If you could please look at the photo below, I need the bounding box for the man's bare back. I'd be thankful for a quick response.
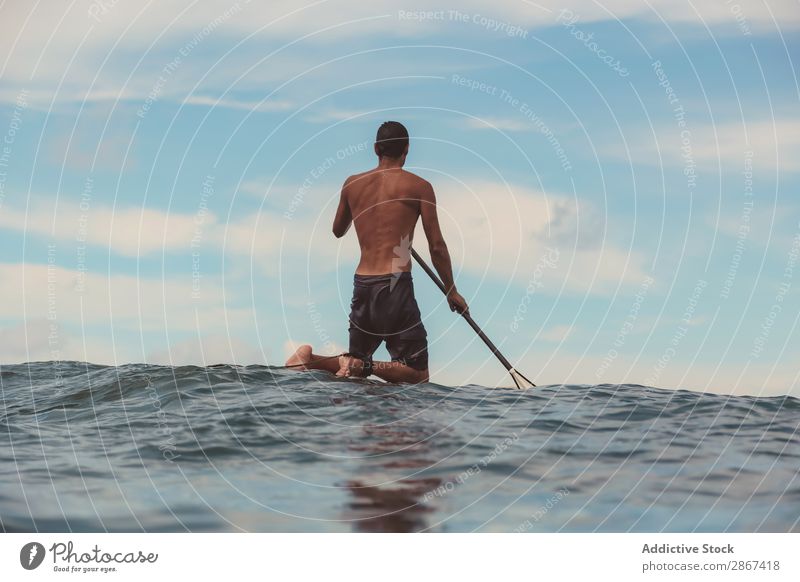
[337,167,425,275]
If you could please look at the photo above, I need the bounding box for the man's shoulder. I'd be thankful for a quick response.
[393,170,431,195]
[344,170,369,183]
[344,168,432,195]
[402,171,433,197]
[400,169,427,184]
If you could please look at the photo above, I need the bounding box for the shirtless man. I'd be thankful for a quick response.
[285,121,468,383]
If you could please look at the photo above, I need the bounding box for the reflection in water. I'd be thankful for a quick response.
[344,422,445,532]
[345,478,441,533]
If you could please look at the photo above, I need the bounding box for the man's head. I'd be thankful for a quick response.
[375,121,409,161]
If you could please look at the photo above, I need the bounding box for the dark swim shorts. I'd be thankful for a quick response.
[348,272,429,371]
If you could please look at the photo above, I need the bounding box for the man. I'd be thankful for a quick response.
[285,121,468,383]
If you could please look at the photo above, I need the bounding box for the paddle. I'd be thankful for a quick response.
[411,248,536,389]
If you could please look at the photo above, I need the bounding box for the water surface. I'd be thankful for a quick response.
[1,361,798,532]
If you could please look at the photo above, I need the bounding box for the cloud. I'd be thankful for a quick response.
[0,319,71,363]
[46,131,138,173]
[0,196,352,278]
[432,344,798,397]
[5,158,651,304]
[302,104,446,124]
[183,95,294,112]
[0,318,142,364]
[235,178,646,299]
[0,203,214,257]
[0,318,267,366]
[0,261,251,333]
[539,324,573,342]
[414,180,648,295]
[2,1,796,106]
[543,351,798,397]
[304,107,386,123]
[250,176,648,295]
[0,197,322,269]
[3,175,646,295]
[612,118,800,173]
[695,120,800,172]
[147,333,267,365]
[464,116,538,133]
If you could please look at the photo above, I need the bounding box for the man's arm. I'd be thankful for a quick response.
[419,181,468,313]
[332,177,353,238]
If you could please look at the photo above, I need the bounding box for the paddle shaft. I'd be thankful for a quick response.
[410,248,515,373]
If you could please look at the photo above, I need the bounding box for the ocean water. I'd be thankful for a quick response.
[1,361,798,533]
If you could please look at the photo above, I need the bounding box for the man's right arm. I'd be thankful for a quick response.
[332,177,354,238]
[419,181,468,313]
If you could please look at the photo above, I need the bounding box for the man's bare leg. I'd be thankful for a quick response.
[371,360,429,384]
[284,344,342,375]
[285,345,368,378]
[336,356,428,384]
[333,354,428,383]
[285,345,429,383]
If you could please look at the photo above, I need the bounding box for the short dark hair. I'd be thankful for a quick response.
[375,121,409,158]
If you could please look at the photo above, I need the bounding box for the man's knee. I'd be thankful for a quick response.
[412,368,429,384]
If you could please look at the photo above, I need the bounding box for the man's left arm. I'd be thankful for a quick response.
[332,177,353,238]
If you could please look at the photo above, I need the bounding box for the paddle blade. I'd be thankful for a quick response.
[510,368,536,389]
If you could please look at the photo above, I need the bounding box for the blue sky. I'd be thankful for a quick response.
[0,1,797,396]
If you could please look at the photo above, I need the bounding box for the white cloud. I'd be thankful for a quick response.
[534,350,799,398]
[0,319,70,363]
[2,1,795,105]
[46,132,138,173]
[696,120,800,172]
[414,180,648,295]
[539,324,573,342]
[432,346,798,397]
[0,198,314,268]
[260,176,648,295]
[147,333,267,365]
[5,164,653,309]
[238,181,298,201]
[0,261,251,333]
[304,107,383,123]
[0,318,133,364]
[183,95,294,112]
[0,318,267,366]
[2,175,646,295]
[464,116,537,133]
[613,119,800,173]
[0,203,213,256]
[0,197,354,278]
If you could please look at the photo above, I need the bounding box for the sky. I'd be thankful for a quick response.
[0,0,797,396]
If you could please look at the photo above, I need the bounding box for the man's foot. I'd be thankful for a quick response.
[285,344,313,369]
[336,354,369,378]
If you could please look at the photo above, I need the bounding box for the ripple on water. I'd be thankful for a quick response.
[0,362,797,532]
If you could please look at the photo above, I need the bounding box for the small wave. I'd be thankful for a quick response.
[0,362,797,532]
